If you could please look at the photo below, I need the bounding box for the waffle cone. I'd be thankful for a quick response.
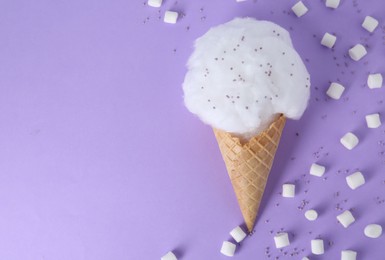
[213,115,286,232]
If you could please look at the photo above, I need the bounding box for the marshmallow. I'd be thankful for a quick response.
[346,172,365,190]
[362,16,379,33]
[236,0,247,2]
[341,250,357,260]
[302,257,310,260]
[311,239,324,255]
[274,232,290,248]
[366,113,381,128]
[305,209,318,221]
[321,33,337,48]
[337,210,355,228]
[367,73,383,89]
[325,0,340,8]
[292,1,308,17]
[148,0,162,7]
[310,163,326,177]
[348,44,367,61]
[326,82,345,99]
[161,251,177,260]
[282,184,295,198]
[164,11,178,24]
[220,241,236,257]
[230,226,247,243]
[340,132,359,150]
[364,224,383,238]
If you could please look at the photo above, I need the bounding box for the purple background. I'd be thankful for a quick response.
[0,0,385,259]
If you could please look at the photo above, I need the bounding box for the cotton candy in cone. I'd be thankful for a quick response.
[213,115,286,232]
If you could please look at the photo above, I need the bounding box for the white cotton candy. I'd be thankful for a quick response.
[282,184,295,198]
[220,241,236,257]
[365,113,381,128]
[161,251,177,260]
[337,210,355,228]
[305,209,318,221]
[341,250,357,260]
[326,82,345,99]
[292,1,309,17]
[367,74,383,89]
[183,18,310,138]
[164,11,178,24]
[364,224,382,238]
[310,163,326,177]
[349,44,367,61]
[340,132,359,150]
[311,239,324,255]
[274,232,290,248]
[346,171,365,190]
[325,0,340,9]
[148,0,162,7]
[362,16,379,33]
[321,33,337,48]
[230,226,247,243]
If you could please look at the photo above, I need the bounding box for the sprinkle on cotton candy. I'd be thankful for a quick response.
[183,18,310,139]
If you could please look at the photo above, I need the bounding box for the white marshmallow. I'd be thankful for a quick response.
[302,257,310,260]
[236,0,247,2]
[337,210,355,228]
[164,11,178,24]
[362,16,379,33]
[321,33,337,48]
[292,1,308,17]
[340,132,359,150]
[220,241,236,257]
[346,172,365,190]
[325,0,340,8]
[274,232,290,248]
[311,239,324,255]
[305,209,318,221]
[161,251,177,260]
[282,184,295,198]
[366,113,381,128]
[364,224,383,238]
[148,0,162,7]
[310,163,326,177]
[341,250,357,260]
[230,226,247,243]
[367,73,383,89]
[326,82,345,99]
[348,44,367,61]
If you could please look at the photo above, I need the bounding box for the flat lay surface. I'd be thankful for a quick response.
[0,0,384,259]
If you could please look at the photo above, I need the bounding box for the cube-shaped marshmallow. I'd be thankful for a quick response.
[292,1,308,17]
[321,33,337,48]
[311,239,324,255]
[367,73,383,89]
[274,232,290,248]
[282,184,295,198]
[340,132,359,150]
[365,113,381,128]
[326,82,345,99]
[346,171,365,190]
[310,163,326,177]
[341,250,357,260]
[349,44,367,61]
[362,16,379,33]
[325,0,340,8]
[230,226,247,243]
[220,241,236,257]
[337,210,355,228]
[164,11,178,24]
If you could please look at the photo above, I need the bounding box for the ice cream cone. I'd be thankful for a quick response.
[213,115,286,232]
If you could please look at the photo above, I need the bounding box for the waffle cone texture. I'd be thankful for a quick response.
[213,115,286,232]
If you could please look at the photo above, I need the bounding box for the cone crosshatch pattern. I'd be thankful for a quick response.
[213,115,286,232]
